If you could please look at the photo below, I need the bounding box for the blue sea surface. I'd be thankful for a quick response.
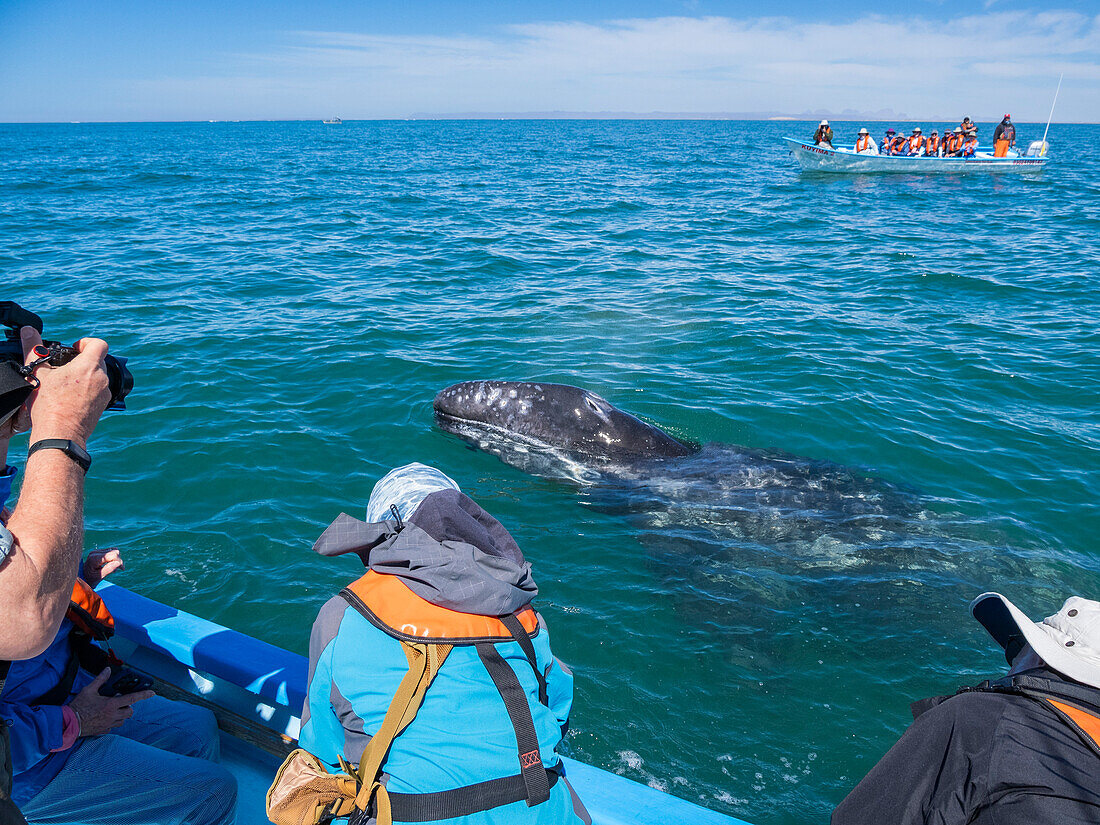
[1,120,1098,824]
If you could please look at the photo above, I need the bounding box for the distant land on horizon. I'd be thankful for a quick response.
[410,109,918,121]
[407,110,1056,123]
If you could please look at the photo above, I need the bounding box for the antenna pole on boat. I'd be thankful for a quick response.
[1040,73,1063,157]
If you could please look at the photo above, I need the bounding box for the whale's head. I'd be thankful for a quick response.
[434,381,694,472]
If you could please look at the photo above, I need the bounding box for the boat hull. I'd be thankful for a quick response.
[783,138,1046,174]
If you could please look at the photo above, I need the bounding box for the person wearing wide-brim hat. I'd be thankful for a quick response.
[944,125,966,157]
[962,128,979,158]
[833,593,1100,825]
[854,126,877,155]
[905,126,925,156]
[813,118,834,148]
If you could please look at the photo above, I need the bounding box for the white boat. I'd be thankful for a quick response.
[98,582,750,825]
[783,138,1046,174]
[322,116,343,125]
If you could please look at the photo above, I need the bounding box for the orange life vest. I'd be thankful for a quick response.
[963,137,978,155]
[68,578,115,641]
[1047,699,1100,750]
[909,136,924,154]
[855,136,872,152]
[344,570,539,642]
[926,136,940,154]
[891,136,907,153]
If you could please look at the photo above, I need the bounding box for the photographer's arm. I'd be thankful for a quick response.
[0,327,109,660]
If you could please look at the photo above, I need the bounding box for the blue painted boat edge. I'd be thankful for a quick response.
[98,583,752,825]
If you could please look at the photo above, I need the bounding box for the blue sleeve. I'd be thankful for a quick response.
[535,616,574,734]
[0,465,16,514]
[0,699,65,774]
[297,629,345,767]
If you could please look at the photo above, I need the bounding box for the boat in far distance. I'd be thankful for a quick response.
[784,137,1047,174]
[322,116,343,125]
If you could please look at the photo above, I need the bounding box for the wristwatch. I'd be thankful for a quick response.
[27,439,92,474]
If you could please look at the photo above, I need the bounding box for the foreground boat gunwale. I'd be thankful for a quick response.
[98,581,750,825]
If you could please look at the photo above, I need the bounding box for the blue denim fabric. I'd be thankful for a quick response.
[19,697,236,825]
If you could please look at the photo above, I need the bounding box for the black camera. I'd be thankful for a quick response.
[0,301,133,424]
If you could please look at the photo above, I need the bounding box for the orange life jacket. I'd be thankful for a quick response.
[926,136,940,154]
[1047,699,1100,751]
[963,137,978,155]
[891,136,907,153]
[345,570,539,642]
[68,578,115,641]
[909,135,924,154]
[855,136,872,152]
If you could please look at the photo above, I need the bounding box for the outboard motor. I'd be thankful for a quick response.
[1026,140,1049,157]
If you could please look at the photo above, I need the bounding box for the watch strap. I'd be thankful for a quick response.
[27,439,91,474]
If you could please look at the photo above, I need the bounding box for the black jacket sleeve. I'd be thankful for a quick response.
[832,693,997,825]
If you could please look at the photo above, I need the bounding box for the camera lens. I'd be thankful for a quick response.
[103,356,133,411]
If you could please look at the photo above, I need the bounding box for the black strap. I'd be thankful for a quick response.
[0,661,8,693]
[387,764,561,822]
[476,643,551,807]
[499,614,547,707]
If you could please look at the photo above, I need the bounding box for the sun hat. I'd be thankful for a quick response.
[886,128,896,134]
[912,127,922,133]
[820,119,829,126]
[971,593,1100,688]
[954,126,963,133]
[858,127,869,135]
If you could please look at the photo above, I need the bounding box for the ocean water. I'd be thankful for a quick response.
[2,119,1098,824]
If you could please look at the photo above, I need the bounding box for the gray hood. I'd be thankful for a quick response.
[313,489,538,616]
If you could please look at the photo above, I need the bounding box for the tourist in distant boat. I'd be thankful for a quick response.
[814,120,834,148]
[959,116,975,134]
[833,592,1100,825]
[993,114,1016,158]
[945,127,965,157]
[890,132,908,156]
[905,128,925,156]
[925,130,940,157]
[854,128,877,154]
[882,129,897,155]
[962,131,979,158]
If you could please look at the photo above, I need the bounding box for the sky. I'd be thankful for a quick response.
[0,0,1097,122]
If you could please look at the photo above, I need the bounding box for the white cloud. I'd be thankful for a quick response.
[139,12,1100,121]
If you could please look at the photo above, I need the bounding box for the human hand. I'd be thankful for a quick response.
[68,669,155,737]
[83,548,124,587]
[20,326,110,447]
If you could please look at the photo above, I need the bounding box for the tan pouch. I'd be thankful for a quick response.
[266,748,360,825]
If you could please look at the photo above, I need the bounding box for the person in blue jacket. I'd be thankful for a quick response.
[297,463,590,825]
[0,462,237,825]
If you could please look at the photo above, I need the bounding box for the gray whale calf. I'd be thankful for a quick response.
[433,380,921,556]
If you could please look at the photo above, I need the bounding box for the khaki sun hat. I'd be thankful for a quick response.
[971,593,1100,688]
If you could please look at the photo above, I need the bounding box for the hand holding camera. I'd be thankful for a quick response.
[0,301,133,449]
